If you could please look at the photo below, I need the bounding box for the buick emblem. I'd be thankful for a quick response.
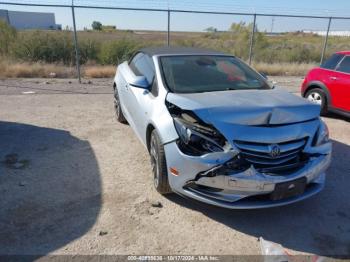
[288,183,295,190]
[269,144,281,158]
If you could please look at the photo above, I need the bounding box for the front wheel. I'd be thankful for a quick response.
[114,86,127,123]
[305,88,328,115]
[150,130,172,194]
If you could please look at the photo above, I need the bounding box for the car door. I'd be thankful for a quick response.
[125,53,156,143]
[330,56,350,111]
[117,53,144,124]
[316,54,343,107]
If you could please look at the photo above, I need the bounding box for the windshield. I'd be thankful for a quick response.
[160,55,271,93]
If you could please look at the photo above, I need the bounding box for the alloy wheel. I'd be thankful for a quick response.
[307,92,322,105]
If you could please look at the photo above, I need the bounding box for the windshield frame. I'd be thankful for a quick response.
[158,54,272,94]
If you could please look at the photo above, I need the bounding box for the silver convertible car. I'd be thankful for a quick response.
[113,47,332,209]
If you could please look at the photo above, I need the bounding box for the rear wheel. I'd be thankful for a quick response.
[114,85,127,123]
[150,130,172,194]
[305,88,328,115]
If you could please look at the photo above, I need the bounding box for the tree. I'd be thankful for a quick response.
[205,26,218,33]
[92,21,102,31]
[229,22,250,34]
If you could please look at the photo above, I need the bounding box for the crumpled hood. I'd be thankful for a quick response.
[166,88,320,126]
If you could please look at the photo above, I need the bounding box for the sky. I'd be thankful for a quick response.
[1,0,350,32]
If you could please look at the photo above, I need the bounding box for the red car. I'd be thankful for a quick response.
[301,51,350,117]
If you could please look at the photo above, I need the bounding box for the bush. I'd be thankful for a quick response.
[78,39,100,64]
[1,20,350,68]
[9,31,100,65]
[0,20,16,55]
[97,39,140,65]
[12,31,75,64]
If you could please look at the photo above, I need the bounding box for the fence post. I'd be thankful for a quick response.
[248,14,257,65]
[71,5,81,83]
[167,10,170,46]
[320,17,332,65]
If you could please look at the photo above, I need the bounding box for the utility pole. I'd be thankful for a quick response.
[248,14,257,65]
[320,17,332,64]
[271,17,275,33]
[167,10,170,46]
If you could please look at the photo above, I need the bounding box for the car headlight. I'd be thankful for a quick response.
[173,117,227,156]
[314,120,329,146]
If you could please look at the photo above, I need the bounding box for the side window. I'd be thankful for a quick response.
[129,53,143,73]
[129,53,155,84]
[321,54,344,70]
[336,56,350,74]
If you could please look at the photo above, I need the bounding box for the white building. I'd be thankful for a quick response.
[0,9,61,30]
[303,30,350,37]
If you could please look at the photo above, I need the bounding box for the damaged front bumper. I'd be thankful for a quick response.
[164,141,332,209]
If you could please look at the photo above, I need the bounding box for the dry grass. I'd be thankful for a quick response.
[0,60,76,78]
[0,61,116,79]
[0,61,316,79]
[84,65,115,78]
[252,62,317,76]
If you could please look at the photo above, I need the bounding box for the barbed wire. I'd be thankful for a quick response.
[0,0,349,18]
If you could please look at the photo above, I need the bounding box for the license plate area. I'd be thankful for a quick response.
[270,177,307,201]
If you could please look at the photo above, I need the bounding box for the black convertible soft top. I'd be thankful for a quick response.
[140,46,228,57]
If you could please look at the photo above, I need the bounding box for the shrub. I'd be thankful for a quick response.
[97,39,140,65]
[9,31,100,65]
[12,31,75,64]
[0,20,17,55]
[78,39,100,64]
[1,20,350,69]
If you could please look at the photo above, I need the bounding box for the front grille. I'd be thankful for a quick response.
[234,138,308,174]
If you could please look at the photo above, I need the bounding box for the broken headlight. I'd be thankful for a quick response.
[166,101,229,156]
[173,116,227,156]
[314,120,330,146]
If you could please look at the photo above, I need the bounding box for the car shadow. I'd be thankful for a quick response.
[166,139,350,258]
[0,121,101,256]
[324,112,350,122]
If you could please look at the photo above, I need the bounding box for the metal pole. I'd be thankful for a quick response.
[167,10,170,46]
[248,14,257,65]
[320,17,332,65]
[71,5,81,83]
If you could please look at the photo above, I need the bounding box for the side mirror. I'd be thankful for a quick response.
[129,75,150,89]
[118,61,150,89]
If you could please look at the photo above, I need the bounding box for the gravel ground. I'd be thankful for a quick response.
[0,77,349,258]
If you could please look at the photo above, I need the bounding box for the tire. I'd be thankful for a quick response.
[305,88,328,115]
[149,129,172,194]
[114,85,127,123]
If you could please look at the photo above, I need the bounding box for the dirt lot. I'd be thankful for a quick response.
[0,77,349,258]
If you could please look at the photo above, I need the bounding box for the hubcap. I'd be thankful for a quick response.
[307,92,322,105]
[150,135,159,188]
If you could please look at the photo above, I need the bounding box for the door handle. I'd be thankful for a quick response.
[330,77,337,80]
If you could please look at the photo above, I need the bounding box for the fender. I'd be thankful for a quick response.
[304,81,332,106]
